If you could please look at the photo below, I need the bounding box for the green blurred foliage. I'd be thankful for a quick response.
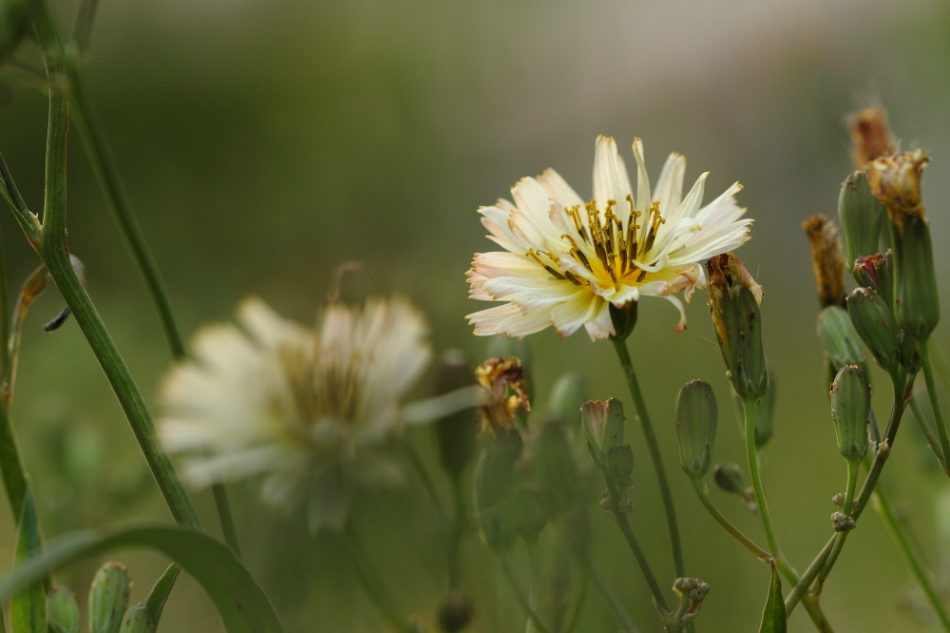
[0,0,948,631]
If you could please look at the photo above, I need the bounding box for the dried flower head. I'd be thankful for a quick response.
[868,149,930,229]
[159,296,431,532]
[850,107,896,170]
[802,213,846,308]
[474,356,531,433]
[467,136,752,340]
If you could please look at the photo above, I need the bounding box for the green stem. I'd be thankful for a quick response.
[920,342,950,474]
[611,338,685,578]
[815,460,859,591]
[0,404,27,523]
[908,396,943,466]
[873,488,950,631]
[72,0,100,53]
[742,398,780,556]
[447,472,466,590]
[497,550,552,633]
[785,374,915,615]
[610,504,669,613]
[402,439,447,522]
[691,478,771,561]
[212,484,241,556]
[343,524,414,633]
[561,568,588,633]
[587,562,641,633]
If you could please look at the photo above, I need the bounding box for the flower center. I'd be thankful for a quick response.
[527,195,665,288]
[279,344,363,428]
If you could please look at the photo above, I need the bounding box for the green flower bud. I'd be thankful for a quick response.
[47,586,80,633]
[869,151,940,341]
[609,300,639,341]
[89,562,131,633]
[898,329,921,374]
[846,287,901,374]
[707,253,768,402]
[605,444,634,491]
[838,171,887,268]
[546,373,589,424]
[830,366,871,463]
[117,604,155,633]
[712,462,746,495]
[581,398,625,467]
[816,305,868,377]
[432,351,478,478]
[853,252,894,310]
[530,420,578,517]
[675,380,717,478]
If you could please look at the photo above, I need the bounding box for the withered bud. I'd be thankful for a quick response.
[802,214,846,308]
[868,150,930,230]
[850,107,896,170]
[832,511,856,532]
[474,357,531,434]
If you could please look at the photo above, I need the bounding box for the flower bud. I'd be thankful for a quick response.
[546,373,589,424]
[838,172,887,268]
[869,151,940,341]
[117,604,156,633]
[816,306,868,377]
[674,380,718,478]
[706,253,768,402]
[433,351,478,478]
[89,562,131,633]
[581,398,624,467]
[850,107,896,170]
[898,329,921,374]
[832,511,856,532]
[438,591,474,633]
[802,214,846,308]
[47,586,80,633]
[852,252,894,310]
[753,367,777,449]
[712,462,745,495]
[609,300,639,341]
[473,429,523,550]
[846,287,901,375]
[830,365,871,463]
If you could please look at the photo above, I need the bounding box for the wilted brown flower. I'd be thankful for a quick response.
[802,214,846,308]
[475,356,531,433]
[850,107,896,170]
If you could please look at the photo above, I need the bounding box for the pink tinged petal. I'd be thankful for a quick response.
[551,291,601,337]
[668,264,705,303]
[664,295,688,332]
[479,205,526,253]
[631,138,652,214]
[511,178,564,241]
[538,168,584,207]
[466,303,552,337]
[653,153,686,213]
[593,136,633,221]
[583,302,615,341]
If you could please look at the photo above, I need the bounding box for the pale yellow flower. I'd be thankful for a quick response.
[466,136,752,340]
[159,296,430,532]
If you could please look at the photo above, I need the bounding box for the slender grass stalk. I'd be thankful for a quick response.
[920,343,950,474]
[611,338,685,578]
[497,550,552,633]
[586,563,641,633]
[526,541,541,633]
[872,488,950,631]
[691,478,770,561]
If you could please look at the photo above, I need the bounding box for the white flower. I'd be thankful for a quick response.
[466,136,752,340]
[159,296,431,532]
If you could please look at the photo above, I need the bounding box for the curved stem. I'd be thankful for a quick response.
[873,487,950,631]
[343,524,414,633]
[526,541,540,633]
[611,338,684,578]
[587,562,641,633]
[920,342,950,473]
[612,507,668,612]
[742,398,781,556]
[816,460,859,590]
[691,478,771,561]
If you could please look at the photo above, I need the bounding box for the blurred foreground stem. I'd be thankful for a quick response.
[343,523,416,633]
[611,339,684,578]
[497,549,551,633]
[920,343,950,475]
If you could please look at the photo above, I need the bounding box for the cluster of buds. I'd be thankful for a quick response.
[47,562,157,633]
[661,577,710,630]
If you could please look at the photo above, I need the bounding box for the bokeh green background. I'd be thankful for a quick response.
[1,0,949,631]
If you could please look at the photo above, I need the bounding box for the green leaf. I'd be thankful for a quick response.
[0,525,282,633]
[144,564,180,624]
[758,564,786,633]
[10,491,46,633]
